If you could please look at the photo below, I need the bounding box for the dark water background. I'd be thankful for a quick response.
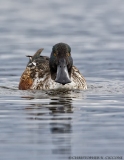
[0,0,124,159]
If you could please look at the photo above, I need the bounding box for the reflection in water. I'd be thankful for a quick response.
[49,97,73,155]
[1,0,124,158]
[22,90,80,156]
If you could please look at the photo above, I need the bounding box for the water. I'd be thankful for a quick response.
[0,0,124,159]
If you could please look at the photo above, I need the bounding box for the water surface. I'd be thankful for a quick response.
[0,0,124,159]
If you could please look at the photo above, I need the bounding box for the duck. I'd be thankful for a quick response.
[19,43,87,90]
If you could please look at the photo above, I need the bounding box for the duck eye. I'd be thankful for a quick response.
[54,53,57,56]
[67,53,70,57]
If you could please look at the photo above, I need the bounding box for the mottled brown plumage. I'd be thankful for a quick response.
[19,43,87,90]
[19,48,50,90]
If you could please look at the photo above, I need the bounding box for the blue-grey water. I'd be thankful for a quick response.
[0,0,124,159]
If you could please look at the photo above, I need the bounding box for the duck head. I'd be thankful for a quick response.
[49,43,73,85]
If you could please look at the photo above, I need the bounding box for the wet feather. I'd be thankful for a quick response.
[19,45,87,90]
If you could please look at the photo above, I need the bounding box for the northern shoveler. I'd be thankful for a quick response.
[19,43,87,90]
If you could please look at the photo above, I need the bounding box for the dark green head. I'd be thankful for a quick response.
[49,43,73,85]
